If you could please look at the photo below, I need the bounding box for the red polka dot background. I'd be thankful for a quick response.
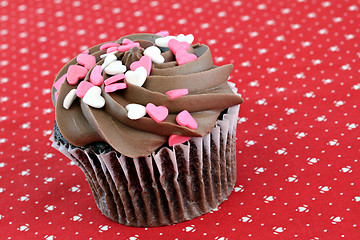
[1,0,360,239]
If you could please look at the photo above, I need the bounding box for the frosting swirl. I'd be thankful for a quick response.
[52,33,244,157]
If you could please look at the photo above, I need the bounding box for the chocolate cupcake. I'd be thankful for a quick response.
[50,32,244,227]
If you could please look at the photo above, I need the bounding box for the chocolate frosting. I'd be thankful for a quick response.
[51,33,244,158]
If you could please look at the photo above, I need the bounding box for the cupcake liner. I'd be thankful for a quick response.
[51,103,240,227]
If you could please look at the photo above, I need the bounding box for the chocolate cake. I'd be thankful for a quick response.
[50,32,243,227]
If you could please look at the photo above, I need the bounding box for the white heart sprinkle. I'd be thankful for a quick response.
[101,52,117,69]
[63,89,77,109]
[82,86,105,108]
[144,46,164,64]
[176,34,194,44]
[125,103,146,120]
[125,67,147,87]
[104,60,126,75]
[155,35,176,48]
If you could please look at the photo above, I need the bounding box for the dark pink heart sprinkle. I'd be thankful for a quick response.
[66,65,88,85]
[117,42,141,52]
[53,73,67,90]
[90,65,104,86]
[130,55,152,76]
[100,42,120,50]
[165,89,188,99]
[175,50,197,65]
[168,39,190,55]
[104,82,127,93]
[176,110,198,130]
[155,31,169,37]
[76,53,96,70]
[168,134,190,146]
[76,81,94,98]
[104,74,125,86]
[107,47,118,53]
[146,103,169,123]
[122,38,134,45]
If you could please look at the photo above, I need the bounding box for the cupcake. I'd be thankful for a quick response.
[50,32,244,227]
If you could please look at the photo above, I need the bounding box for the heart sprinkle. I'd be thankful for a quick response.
[76,53,96,70]
[104,61,127,75]
[130,55,152,76]
[63,89,77,109]
[155,31,170,37]
[90,65,104,86]
[168,134,191,146]
[155,35,176,48]
[146,103,168,123]
[107,47,119,54]
[125,103,146,120]
[168,39,190,55]
[155,33,194,48]
[66,65,88,85]
[122,38,134,45]
[53,73,67,90]
[118,42,141,52]
[176,110,198,129]
[165,89,189,99]
[125,66,147,87]
[175,50,197,65]
[101,52,117,69]
[82,86,105,108]
[104,74,125,86]
[143,46,165,64]
[76,81,94,98]
[104,82,127,93]
[100,42,120,50]
[176,34,194,45]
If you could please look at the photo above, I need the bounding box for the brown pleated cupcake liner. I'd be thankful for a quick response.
[51,104,240,227]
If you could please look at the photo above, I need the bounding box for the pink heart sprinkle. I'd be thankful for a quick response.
[100,42,120,50]
[122,38,134,45]
[130,55,152,76]
[90,65,104,86]
[53,73,67,90]
[82,49,89,54]
[76,53,96,70]
[155,31,169,37]
[117,42,141,52]
[105,82,127,93]
[67,65,88,85]
[168,39,190,55]
[175,50,197,65]
[107,46,119,53]
[76,81,94,98]
[146,103,169,123]
[168,134,190,146]
[165,89,188,99]
[176,110,197,129]
[104,74,125,86]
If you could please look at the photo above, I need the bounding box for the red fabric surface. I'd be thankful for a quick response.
[1,0,360,239]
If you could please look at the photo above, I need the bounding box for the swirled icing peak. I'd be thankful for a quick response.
[51,32,244,158]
